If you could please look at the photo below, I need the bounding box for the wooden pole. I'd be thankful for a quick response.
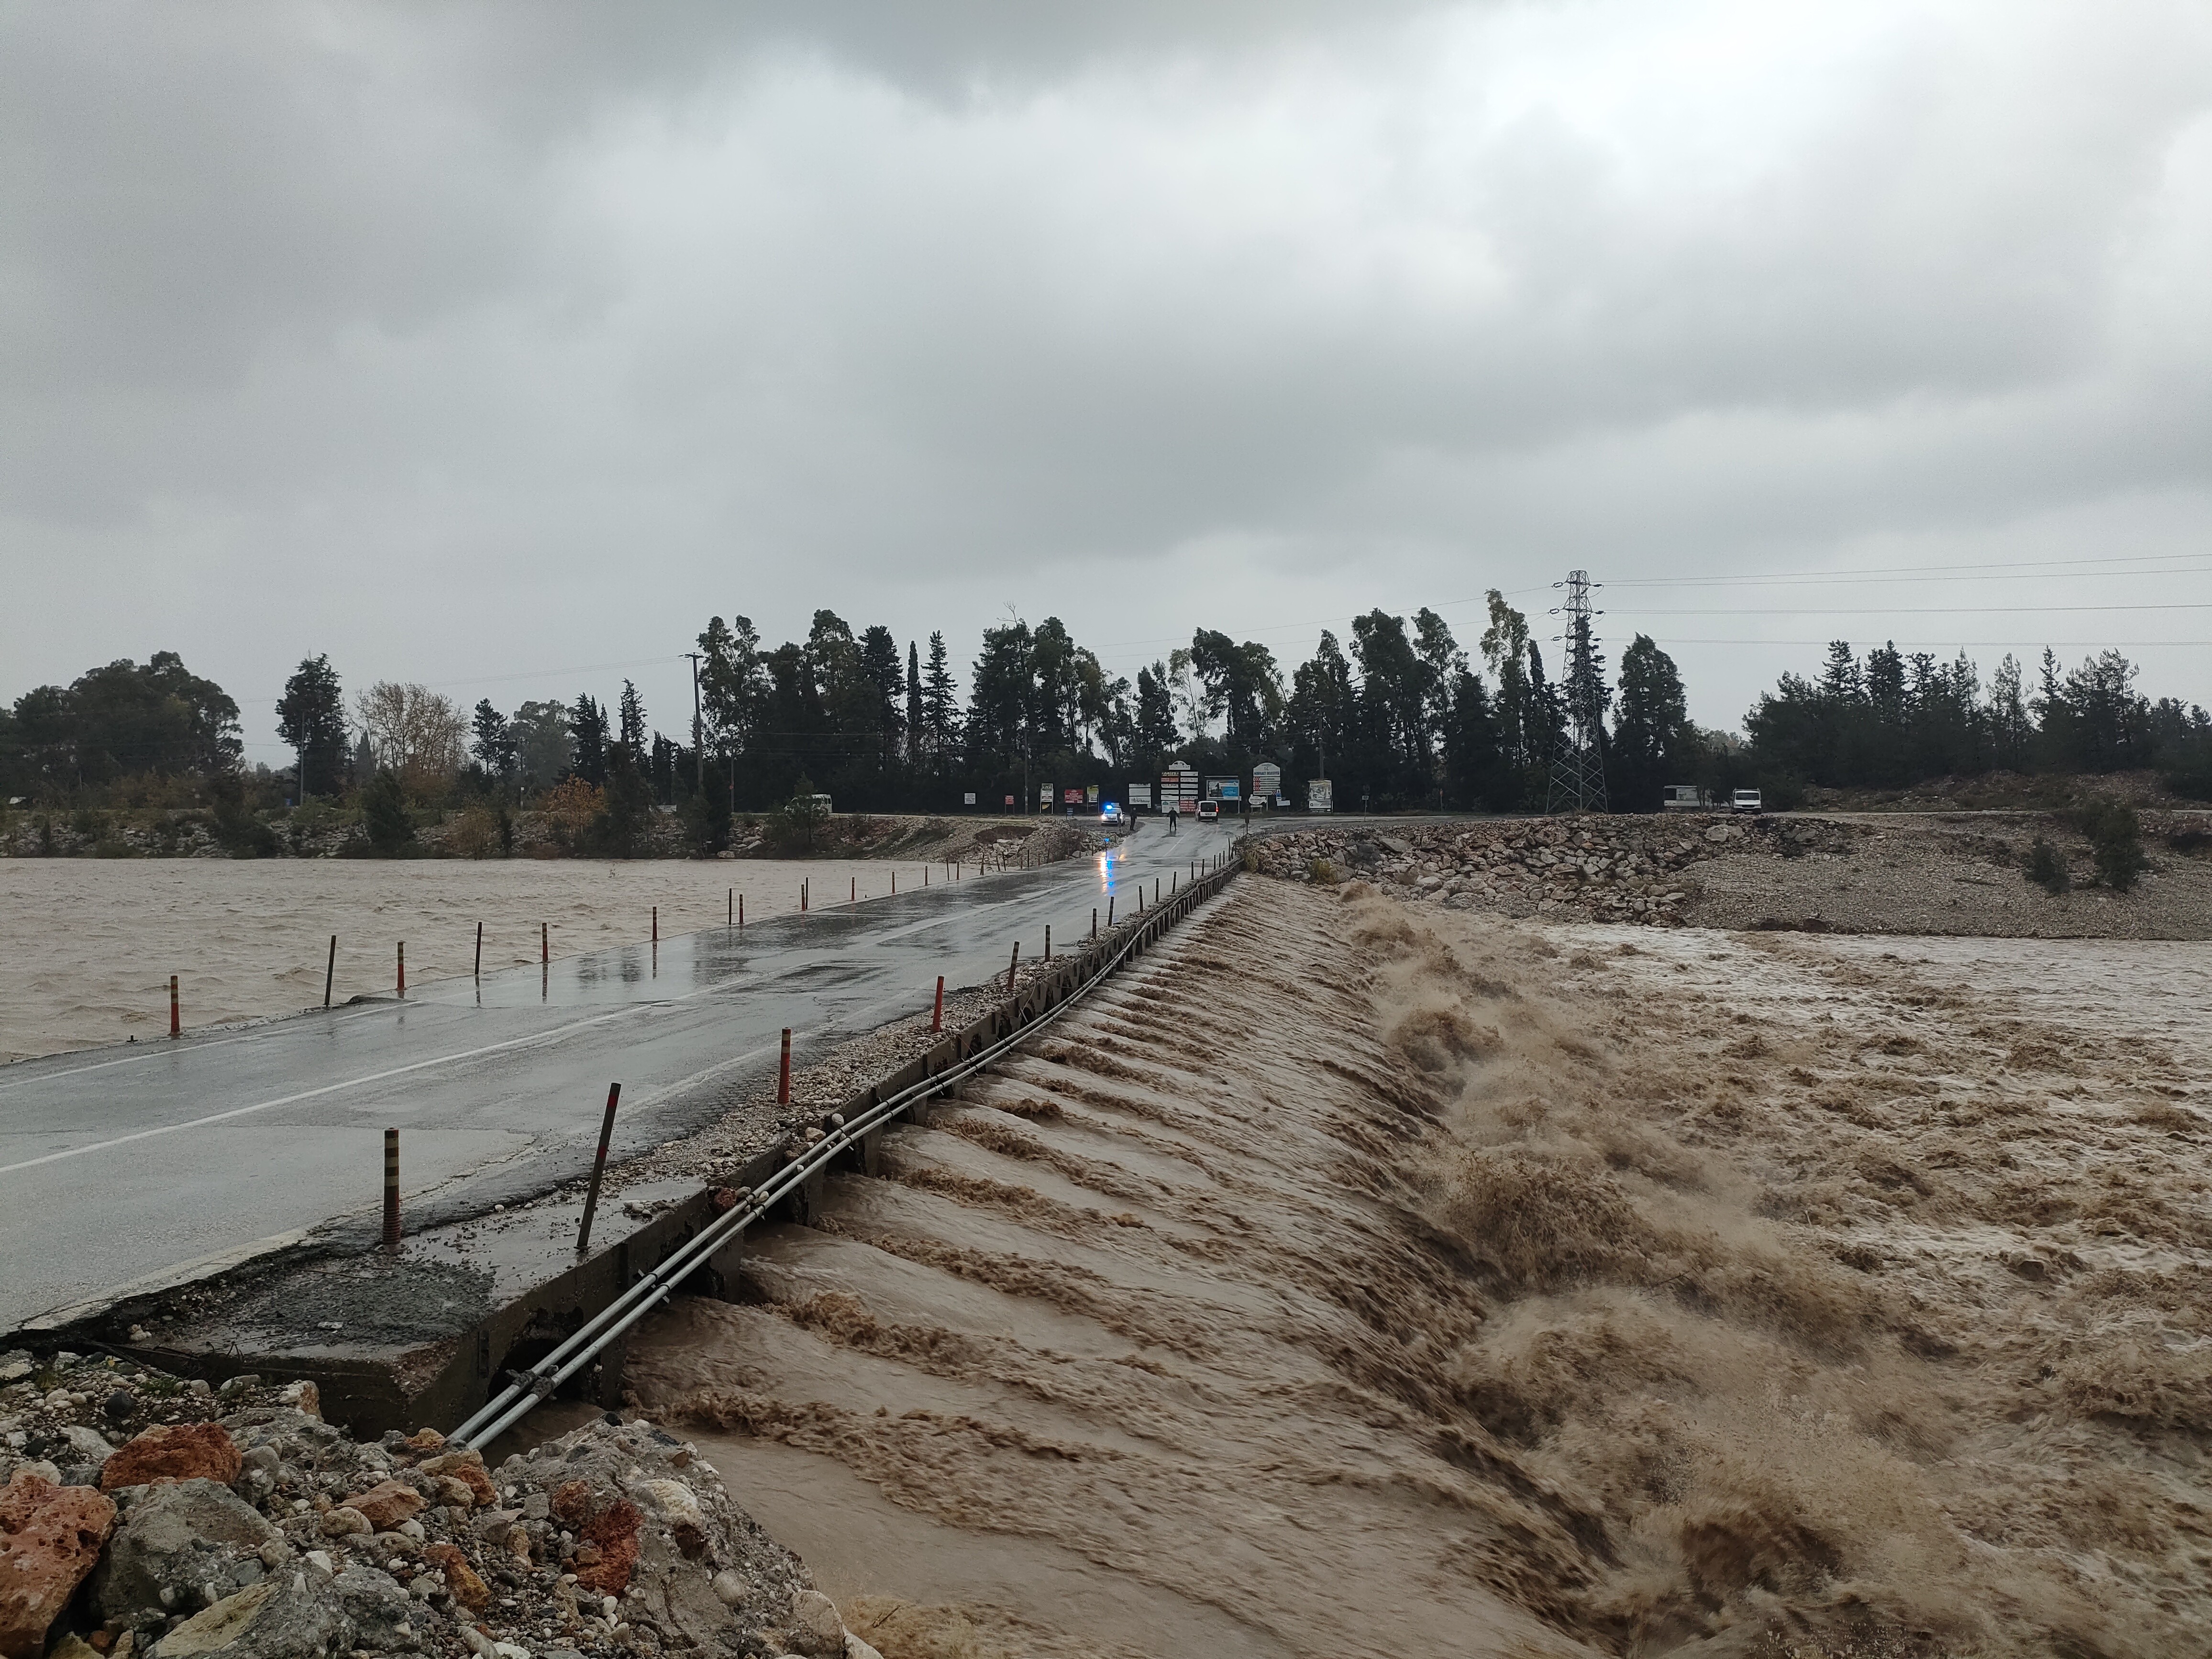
[739,894,745,928]
[652,906,658,943]
[1007,939,1020,992]
[324,936,336,1008]
[397,941,406,998]
[541,922,548,964]
[778,1029,792,1105]
[169,974,179,1039]
[575,1084,620,1256]
[1092,907,1097,940]
[932,975,944,1032]
[474,921,483,979]
[1044,924,1051,960]
[382,1128,400,1252]
[729,888,733,927]
[1107,896,1115,926]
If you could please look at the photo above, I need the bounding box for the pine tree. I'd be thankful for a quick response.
[568,695,608,785]
[276,655,349,799]
[921,631,958,774]
[618,681,647,753]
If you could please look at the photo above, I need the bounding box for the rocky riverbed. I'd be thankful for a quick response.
[0,1351,882,1659]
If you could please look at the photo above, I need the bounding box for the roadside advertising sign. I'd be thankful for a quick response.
[1160,762,1199,812]
[1039,785,1053,810]
[1128,783,1153,808]
[1004,794,1015,807]
[1063,788,1084,804]
[1205,776,1240,800]
[1307,779,1333,813]
[963,792,976,806]
[1251,762,1282,801]
[1086,785,1099,804]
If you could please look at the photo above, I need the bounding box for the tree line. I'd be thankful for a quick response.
[5,608,2209,833]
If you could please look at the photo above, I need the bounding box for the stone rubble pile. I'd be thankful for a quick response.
[1248,815,1859,925]
[1,1350,880,1659]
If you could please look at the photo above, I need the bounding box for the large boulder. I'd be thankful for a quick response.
[145,1562,354,1659]
[102,1424,242,1493]
[328,1565,422,1652]
[91,1479,280,1633]
[0,1470,118,1659]
[334,1480,422,1532]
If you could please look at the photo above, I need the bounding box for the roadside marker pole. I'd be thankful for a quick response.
[892,872,896,895]
[1007,939,1021,991]
[728,888,733,928]
[169,975,179,1039]
[932,975,944,1032]
[541,922,549,964]
[1107,896,1115,926]
[1091,907,1097,940]
[1045,924,1052,960]
[778,1029,792,1105]
[739,895,745,929]
[474,922,483,979]
[324,936,336,1008]
[575,1084,621,1256]
[851,877,856,904]
[652,906,658,943]
[382,1129,401,1253]
[397,942,406,999]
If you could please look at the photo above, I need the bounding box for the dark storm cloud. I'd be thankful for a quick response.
[3,0,2209,748]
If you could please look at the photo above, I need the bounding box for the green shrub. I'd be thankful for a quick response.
[1309,856,1339,885]
[2162,767,2212,804]
[764,776,829,855]
[2074,802,2147,892]
[2023,837,2069,896]
[363,767,416,856]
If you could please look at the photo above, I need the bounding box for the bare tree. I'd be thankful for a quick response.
[354,681,467,797]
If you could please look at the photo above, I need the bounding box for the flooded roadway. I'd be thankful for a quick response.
[0,821,1240,1335]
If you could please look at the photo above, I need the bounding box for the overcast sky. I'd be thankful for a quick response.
[5,0,2210,764]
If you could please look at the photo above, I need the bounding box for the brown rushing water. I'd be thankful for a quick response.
[613,881,2210,1658]
[0,856,982,1061]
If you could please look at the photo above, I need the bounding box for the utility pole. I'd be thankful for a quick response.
[684,652,704,799]
[1546,569,1610,814]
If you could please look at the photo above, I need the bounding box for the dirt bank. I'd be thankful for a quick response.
[618,877,2211,1657]
[1250,809,2212,938]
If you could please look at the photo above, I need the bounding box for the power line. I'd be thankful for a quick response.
[1614,602,2212,616]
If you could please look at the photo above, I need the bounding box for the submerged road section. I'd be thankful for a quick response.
[0,821,1241,1336]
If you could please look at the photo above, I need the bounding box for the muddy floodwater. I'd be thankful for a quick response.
[0,856,989,1061]
[611,880,2210,1658]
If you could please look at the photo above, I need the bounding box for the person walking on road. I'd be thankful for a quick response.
[1167,805,1178,835]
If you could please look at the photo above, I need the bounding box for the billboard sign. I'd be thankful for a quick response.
[1160,762,1200,812]
[963,792,976,806]
[1128,783,1153,808]
[1086,785,1100,804]
[1205,776,1240,801]
[1251,762,1282,803]
[1307,779,1333,813]
[1004,794,1015,807]
[1039,785,1054,810]
[1063,788,1085,805]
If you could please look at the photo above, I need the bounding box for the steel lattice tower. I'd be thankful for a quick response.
[1545,569,1610,814]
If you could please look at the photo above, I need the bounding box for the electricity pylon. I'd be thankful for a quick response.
[1546,569,1610,814]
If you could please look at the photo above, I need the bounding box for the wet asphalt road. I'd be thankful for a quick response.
[0,820,1243,1335]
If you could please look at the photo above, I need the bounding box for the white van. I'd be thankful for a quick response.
[1731,788,1763,815]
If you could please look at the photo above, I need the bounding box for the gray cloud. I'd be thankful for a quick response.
[4,0,2209,759]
